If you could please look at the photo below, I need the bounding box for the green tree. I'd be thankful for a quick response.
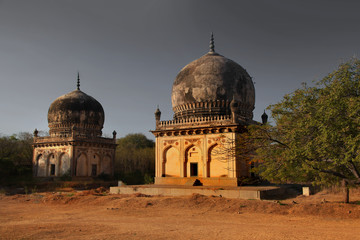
[115,133,155,184]
[251,58,360,203]
[0,132,33,182]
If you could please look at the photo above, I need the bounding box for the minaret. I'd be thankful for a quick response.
[112,130,117,141]
[155,105,161,128]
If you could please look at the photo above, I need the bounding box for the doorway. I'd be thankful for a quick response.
[190,163,198,177]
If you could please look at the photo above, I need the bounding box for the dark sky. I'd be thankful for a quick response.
[1,0,360,139]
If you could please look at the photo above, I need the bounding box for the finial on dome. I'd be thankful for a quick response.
[77,72,80,90]
[209,32,215,53]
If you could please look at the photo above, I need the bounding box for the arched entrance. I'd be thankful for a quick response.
[89,154,100,177]
[185,146,202,177]
[48,153,56,176]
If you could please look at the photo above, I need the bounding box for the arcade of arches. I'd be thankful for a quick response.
[33,145,115,177]
[153,131,249,187]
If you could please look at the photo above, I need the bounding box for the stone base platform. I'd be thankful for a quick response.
[109,184,287,200]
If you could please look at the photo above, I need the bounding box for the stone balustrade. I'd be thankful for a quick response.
[157,114,233,129]
[34,135,116,144]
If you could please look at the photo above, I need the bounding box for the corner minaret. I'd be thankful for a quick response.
[261,110,268,124]
[154,105,161,127]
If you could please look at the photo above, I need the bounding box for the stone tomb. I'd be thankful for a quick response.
[33,75,117,178]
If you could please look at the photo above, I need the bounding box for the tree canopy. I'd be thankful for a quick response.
[0,132,33,181]
[115,133,155,184]
[251,58,360,188]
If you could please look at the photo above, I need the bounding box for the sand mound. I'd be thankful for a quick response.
[6,188,356,219]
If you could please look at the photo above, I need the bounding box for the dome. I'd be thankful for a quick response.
[48,88,104,137]
[171,50,255,120]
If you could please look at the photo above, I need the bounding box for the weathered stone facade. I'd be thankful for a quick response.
[33,75,116,178]
[152,35,260,186]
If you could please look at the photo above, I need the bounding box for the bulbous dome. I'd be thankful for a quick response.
[48,89,104,137]
[171,51,255,120]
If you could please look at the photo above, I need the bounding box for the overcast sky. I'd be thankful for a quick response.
[1,0,360,139]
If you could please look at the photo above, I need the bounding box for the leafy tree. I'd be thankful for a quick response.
[115,133,155,184]
[0,132,33,182]
[251,58,360,203]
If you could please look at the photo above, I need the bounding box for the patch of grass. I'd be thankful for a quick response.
[354,201,360,205]
[144,173,154,184]
[31,185,37,194]
[24,186,29,195]
[276,200,287,206]
[66,193,75,197]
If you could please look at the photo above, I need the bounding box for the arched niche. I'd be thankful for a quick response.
[48,153,56,176]
[184,145,202,177]
[37,154,47,177]
[208,144,228,177]
[89,153,100,176]
[163,147,180,177]
[76,153,88,176]
[59,153,70,176]
[101,155,112,175]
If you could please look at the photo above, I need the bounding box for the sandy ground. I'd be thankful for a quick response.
[1,188,360,240]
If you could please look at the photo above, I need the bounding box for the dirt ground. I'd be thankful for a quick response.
[1,187,360,240]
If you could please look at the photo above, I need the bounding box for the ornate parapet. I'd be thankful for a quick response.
[33,134,117,148]
[173,100,254,120]
[156,114,233,130]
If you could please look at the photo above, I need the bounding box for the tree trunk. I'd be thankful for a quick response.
[342,179,349,203]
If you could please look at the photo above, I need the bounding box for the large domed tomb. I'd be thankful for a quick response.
[152,34,259,187]
[32,74,117,178]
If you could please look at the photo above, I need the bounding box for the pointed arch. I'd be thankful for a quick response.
[36,154,47,177]
[89,153,101,176]
[48,153,57,176]
[76,153,88,176]
[101,154,112,175]
[163,146,180,177]
[184,145,202,177]
[59,152,70,176]
[208,143,228,177]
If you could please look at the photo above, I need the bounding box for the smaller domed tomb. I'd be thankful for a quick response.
[32,75,117,178]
